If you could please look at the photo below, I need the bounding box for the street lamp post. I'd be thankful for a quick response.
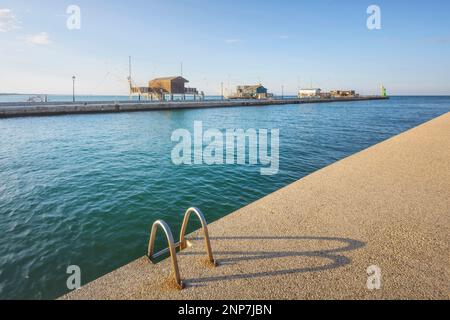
[72,76,76,102]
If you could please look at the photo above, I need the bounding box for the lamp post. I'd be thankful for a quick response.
[72,76,76,102]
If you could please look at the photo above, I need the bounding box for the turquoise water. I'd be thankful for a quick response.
[0,96,449,300]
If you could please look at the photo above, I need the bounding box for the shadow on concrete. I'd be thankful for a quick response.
[181,236,365,287]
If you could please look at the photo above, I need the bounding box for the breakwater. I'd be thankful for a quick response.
[0,96,388,118]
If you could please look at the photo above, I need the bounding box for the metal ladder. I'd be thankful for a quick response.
[147,207,217,290]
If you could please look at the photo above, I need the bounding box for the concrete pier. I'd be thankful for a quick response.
[62,112,449,300]
[0,96,388,118]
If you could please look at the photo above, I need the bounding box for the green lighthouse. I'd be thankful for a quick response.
[381,85,387,97]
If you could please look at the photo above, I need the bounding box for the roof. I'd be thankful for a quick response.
[238,84,267,89]
[150,76,189,83]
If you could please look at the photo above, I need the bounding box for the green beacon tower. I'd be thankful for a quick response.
[381,85,387,97]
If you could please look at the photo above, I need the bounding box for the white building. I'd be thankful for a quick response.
[298,88,321,98]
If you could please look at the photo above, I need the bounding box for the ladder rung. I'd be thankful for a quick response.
[151,242,181,260]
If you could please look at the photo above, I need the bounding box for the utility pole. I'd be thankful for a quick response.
[72,76,76,102]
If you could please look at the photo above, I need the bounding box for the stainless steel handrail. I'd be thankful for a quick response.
[147,220,184,289]
[147,208,217,290]
[180,207,217,266]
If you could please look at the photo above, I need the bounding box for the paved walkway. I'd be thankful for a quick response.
[63,113,450,300]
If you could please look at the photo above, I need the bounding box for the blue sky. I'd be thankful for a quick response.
[0,0,449,95]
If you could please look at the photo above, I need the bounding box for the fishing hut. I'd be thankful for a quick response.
[229,84,269,99]
[129,76,203,101]
[127,57,203,101]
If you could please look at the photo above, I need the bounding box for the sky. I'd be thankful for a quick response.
[0,0,449,96]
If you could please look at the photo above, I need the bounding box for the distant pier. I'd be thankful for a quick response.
[0,96,388,119]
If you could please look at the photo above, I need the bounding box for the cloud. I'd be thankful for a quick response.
[0,8,21,32]
[25,32,52,45]
[225,38,242,44]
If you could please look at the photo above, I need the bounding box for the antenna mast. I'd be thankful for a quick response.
[128,56,132,99]
[129,56,132,81]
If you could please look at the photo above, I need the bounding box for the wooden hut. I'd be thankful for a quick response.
[148,77,190,94]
